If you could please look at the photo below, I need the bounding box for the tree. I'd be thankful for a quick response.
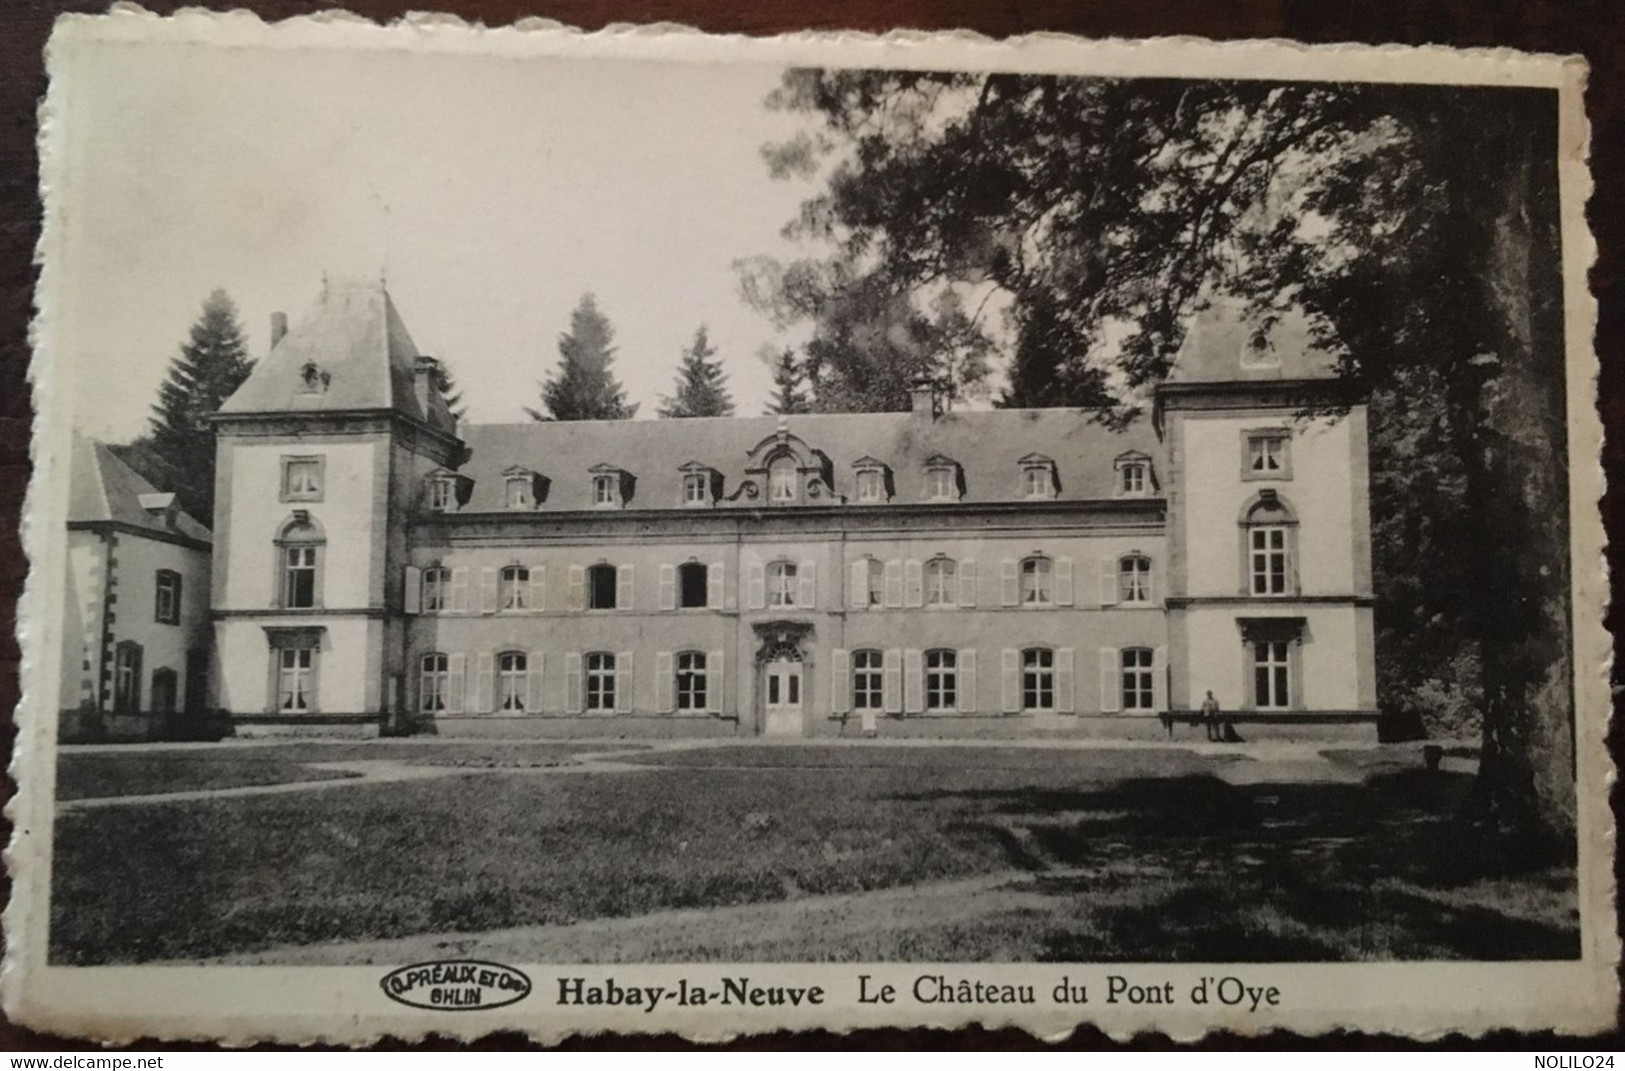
[658,326,736,418]
[434,360,470,425]
[754,70,1573,856]
[764,347,811,415]
[527,293,637,421]
[146,289,255,522]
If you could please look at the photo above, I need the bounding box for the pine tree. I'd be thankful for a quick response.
[527,293,638,421]
[764,347,810,415]
[434,360,470,425]
[658,326,735,418]
[146,289,254,522]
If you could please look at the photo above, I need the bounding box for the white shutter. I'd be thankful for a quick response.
[1100,647,1121,713]
[1153,645,1168,712]
[403,566,422,614]
[903,559,924,607]
[958,559,977,608]
[1001,649,1020,713]
[746,560,766,610]
[658,564,677,611]
[884,559,904,608]
[479,568,498,614]
[706,649,723,714]
[883,648,903,714]
[475,652,495,714]
[798,560,817,610]
[708,562,725,609]
[1000,559,1019,606]
[527,651,545,714]
[565,652,582,714]
[530,565,546,612]
[568,565,586,611]
[656,651,674,713]
[1099,557,1120,607]
[615,651,634,713]
[451,568,470,613]
[831,648,851,714]
[850,560,869,610]
[904,649,923,714]
[1056,557,1075,607]
[616,565,635,610]
[1057,647,1076,714]
[958,649,977,713]
[447,653,467,714]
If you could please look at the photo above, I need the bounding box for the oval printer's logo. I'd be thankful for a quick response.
[381,960,533,1011]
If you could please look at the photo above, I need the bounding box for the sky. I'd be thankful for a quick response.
[49,37,822,441]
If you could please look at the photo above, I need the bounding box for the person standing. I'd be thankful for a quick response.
[1201,690,1222,742]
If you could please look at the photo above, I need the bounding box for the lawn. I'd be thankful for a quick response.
[48,744,1578,965]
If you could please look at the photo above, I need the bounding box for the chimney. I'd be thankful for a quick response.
[270,311,288,349]
[414,355,441,415]
[910,378,936,418]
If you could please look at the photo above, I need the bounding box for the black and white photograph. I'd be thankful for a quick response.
[9,12,1612,1042]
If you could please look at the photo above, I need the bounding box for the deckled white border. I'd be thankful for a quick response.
[7,7,1611,1046]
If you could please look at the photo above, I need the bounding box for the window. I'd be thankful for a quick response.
[925,649,957,711]
[1022,648,1054,711]
[767,561,798,607]
[277,647,315,712]
[154,569,181,625]
[420,653,449,712]
[505,476,534,510]
[1022,466,1053,498]
[1121,648,1154,710]
[587,564,618,610]
[1020,556,1053,605]
[769,456,798,503]
[283,544,318,609]
[499,565,529,611]
[498,652,527,712]
[924,466,957,501]
[281,456,323,502]
[427,477,454,511]
[1254,640,1291,708]
[852,650,884,710]
[855,468,885,503]
[1250,527,1290,596]
[1119,555,1152,604]
[113,641,142,713]
[422,567,449,612]
[678,561,708,609]
[1248,434,1288,476]
[1119,462,1148,496]
[150,668,178,714]
[675,651,707,711]
[925,558,958,607]
[683,473,709,505]
[593,474,618,507]
[586,652,616,711]
[861,558,884,608]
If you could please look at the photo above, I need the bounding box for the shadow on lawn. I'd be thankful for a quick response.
[894,768,1579,962]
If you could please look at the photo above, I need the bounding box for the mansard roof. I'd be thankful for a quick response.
[1166,298,1343,385]
[66,433,211,543]
[217,277,457,434]
[451,409,1161,513]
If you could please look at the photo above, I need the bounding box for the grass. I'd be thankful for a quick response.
[48,744,1578,965]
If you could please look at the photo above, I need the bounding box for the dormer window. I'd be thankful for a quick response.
[678,462,717,507]
[503,469,540,510]
[852,458,889,504]
[768,456,798,504]
[1018,454,1057,499]
[427,477,454,511]
[1114,452,1155,498]
[298,360,330,394]
[588,464,629,508]
[1240,337,1282,370]
[922,456,961,502]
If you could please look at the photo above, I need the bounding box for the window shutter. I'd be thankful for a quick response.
[528,651,545,714]
[903,559,924,607]
[1055,557,1075,607]
[831,648,850,714]
[1057,647,1076,714]
[1152,645,1168,711]
[958,559,977,608]
[615,651,634,713]
[903,649,923,714]
[884,559,904,608]
[1001,649,1020,713]
[958,649,977,713]
[850,560,868,610]
[882,649,903,714]
[565,653,582,714]
[1099,647,1121,713]
[658,564,677,611]
[1000,559,1019,606]
[447,653,467,714]
[616,565,635,610]
[479,568,498,614]
[530,565,546,612]
[708,562,725,609]
[1099,557,1119,606]
[403,566,421,614]
[656,651,674,713]
[746,560,766,610]
[706,649,723,714]
[798,560,817,609]
[451,568,470,613]
[475,652,495,713]
[568,565,586,611]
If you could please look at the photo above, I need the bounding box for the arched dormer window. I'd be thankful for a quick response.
[1239,490,1298,597]
[768,455,799,503]
[275,513,325,609]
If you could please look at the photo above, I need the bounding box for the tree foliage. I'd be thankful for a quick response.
[528,293,637,421]
[659,326,736,418]
[764,347,811,415]
[434,360,470,425]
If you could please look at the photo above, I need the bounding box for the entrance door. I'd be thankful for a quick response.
[763,658,803,736]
